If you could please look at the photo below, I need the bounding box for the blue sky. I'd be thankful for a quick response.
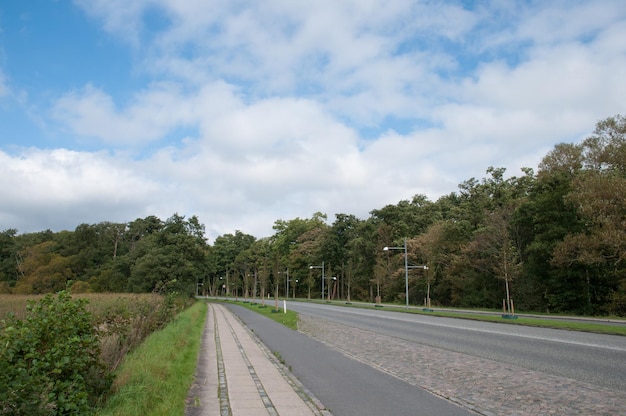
[1,0,625,240]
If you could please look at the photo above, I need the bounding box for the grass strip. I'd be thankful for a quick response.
[220,299,299,330]
[427,311,626,335]
[96,301,207,416]
[289,299,626,336]
[213,297,626,336]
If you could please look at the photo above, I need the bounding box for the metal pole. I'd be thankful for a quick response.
[321,261,325,300]
[404,238,409,309]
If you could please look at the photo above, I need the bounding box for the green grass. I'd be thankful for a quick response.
[222,299,299,330]
[96,301,207,416]
[216,296,626,336]
[427,310,626,335]
[294,299,626,336]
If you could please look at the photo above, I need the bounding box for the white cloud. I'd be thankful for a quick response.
[0,148,161,232]
[73,0,151,47]
[3,1,626,240]
[74,0,479,122]
[51,82,200,145]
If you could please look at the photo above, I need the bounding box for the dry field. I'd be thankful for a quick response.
[1,293,163,320]
[0,292,187,371]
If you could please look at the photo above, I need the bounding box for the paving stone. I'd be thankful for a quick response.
[298,314,626,416]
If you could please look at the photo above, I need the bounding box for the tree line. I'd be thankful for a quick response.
[1,115,625,316]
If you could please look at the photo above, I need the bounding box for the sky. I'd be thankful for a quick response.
[1,1,625,242]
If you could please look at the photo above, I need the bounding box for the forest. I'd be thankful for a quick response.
[1,115,625,316]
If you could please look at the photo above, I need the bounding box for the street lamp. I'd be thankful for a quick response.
[309,262,324,300]
[422,266,431,309]
[383,239,409,309]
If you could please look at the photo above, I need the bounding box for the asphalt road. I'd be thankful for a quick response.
[227,303,473,416]
[286,301,626,391]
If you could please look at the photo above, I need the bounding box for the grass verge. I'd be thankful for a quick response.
[213,297,626,336]
[427,310,626,336]
[318,300,626,336]
[96,301,207,416]
[222,299,299,330]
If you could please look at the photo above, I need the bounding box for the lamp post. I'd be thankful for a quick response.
[281,268,290,299]
[383,239,409,309]
[309,262,324,300]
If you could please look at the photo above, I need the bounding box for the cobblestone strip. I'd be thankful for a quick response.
[185,304,219,416]
[216,306,279,416]
[222,307,331,416]
[298,315,626,416]
[213,305,232,416]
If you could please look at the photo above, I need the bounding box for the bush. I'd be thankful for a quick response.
[95,292,191,372]
[0,291,112,415]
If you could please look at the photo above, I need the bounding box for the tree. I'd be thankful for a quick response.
[0,229,18,291]
[328,214,363,300]
[210,230,255,296]
[272,213,328,298]
[409,220,467,307]
[375,224,396,304]
[14,241,74,294]
[551,115,626,314]
[370,194,439,239]
[128,214,208,295]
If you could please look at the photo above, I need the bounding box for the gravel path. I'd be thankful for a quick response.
[298,314,626,416]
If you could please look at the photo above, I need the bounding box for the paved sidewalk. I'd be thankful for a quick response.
[186,303,330,416]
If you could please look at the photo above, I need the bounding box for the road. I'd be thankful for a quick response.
[228,303,473,416]
[340,300,626,326]
[287,301,626,391]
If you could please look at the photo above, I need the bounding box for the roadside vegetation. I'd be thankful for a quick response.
[349,302,626,336]
[96,301,206,416]
[223,297,626,336]
[224,299,299,330]
[0,292,194,415]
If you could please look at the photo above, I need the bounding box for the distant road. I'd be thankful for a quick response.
[329,299,626,326]
[287,301,626,391]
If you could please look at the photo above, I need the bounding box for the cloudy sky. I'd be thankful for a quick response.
[1,1,625,241]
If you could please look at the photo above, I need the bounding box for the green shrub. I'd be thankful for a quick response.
[0,291,112,415]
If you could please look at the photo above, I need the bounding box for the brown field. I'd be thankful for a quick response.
[0,293,163,320]
[0,292,190,371]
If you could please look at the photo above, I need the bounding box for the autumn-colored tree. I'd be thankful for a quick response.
[552,115,626,314]
[14,241,74,294]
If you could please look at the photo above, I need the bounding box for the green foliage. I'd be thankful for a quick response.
[0,229,18,285]
[0,291,112,415]
[96,302,206,416]
[230,300,299,330]
[2,115,626,316]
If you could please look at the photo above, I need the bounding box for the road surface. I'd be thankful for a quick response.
[228,303,473,416]
[287,301,626,391]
